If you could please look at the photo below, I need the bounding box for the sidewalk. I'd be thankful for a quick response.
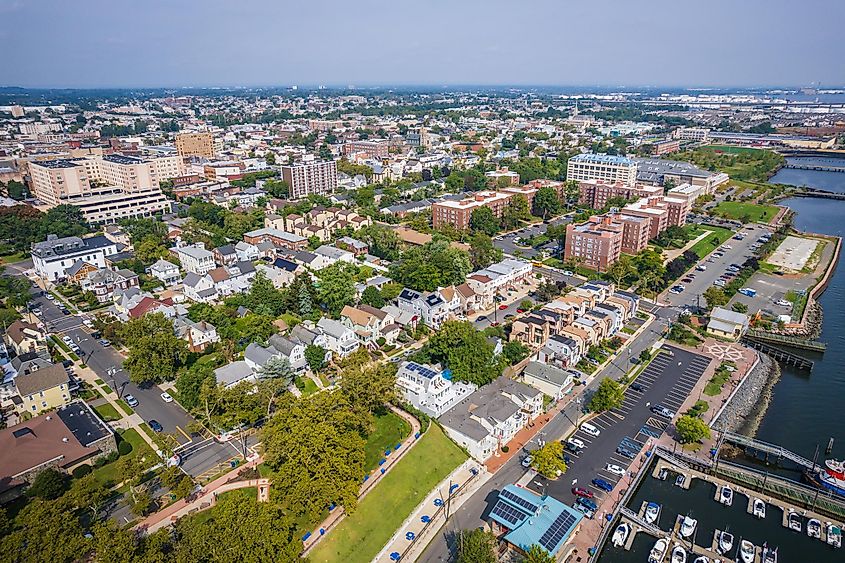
[661,230,712,266]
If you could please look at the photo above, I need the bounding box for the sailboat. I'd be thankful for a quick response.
[645,502,661,524]
[671,544,687,563]
[717,530,734,554]
[807,518,822,539]
[739,539,755,563]
[649,537,669,563]
[752,498,766,518]
[611,522,630,547]
[787,510,802,532]
[680,515,697,539]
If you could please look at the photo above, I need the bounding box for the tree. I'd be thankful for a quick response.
[27,468,66,500]
[339,362,397,432]
[130,491,155,516]
[134,235,169,264]
[468,232,502,270]
[263,179,290,199]
[119,313,188,384]
[361,285,385,308]
[455,528,497,563]
[588,378,624,413]
[389,238,471,292]
[731,301,749,313]
[318,143,333,161]
[703,286,729,310]
[67,474,111,518]
[502,194,531,230]
[380,282,403,303]
[530,441,568,479]
[245,271,286,316]
[502,340,530,365]
[0,498,88,563]
[305,344,327,372]
[265,152,276,165]
[427,321,502,386]
[606,255,634,288]
[257,356,295,385]
[357,224,402,260]
[533,186,562,219]
[675,414,711,444]
[318,262,357,316]
[470,206,499,236]
[525,544,557,563]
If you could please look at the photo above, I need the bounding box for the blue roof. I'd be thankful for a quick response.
[570,153,634,166]
[489,485,582,556]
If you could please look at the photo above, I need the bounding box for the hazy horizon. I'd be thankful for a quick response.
[2,0,844,89]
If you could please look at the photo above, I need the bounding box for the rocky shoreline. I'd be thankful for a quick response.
[712,354,781,437]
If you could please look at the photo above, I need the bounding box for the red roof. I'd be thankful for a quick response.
[128,297,165,319]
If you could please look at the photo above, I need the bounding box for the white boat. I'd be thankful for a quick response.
[680,515,697,539]
[611,522,630,547]
[752,498,766,518]
[827,523,842,548]
[719,485,733,506]
[807,518,822,539]
[649,538,669,563]
[739,539,755,563]
[675,474,686,487]
[645,502,661,524]
[787,510,802,532]
[671,545,687,563]
[717,530,734,554]
[658,467,668,480]
[761,543,777,563]
[692,557,709,563]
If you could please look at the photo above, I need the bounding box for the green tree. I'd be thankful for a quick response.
[605,254,634,288]
[731,301,749,313]
[533,186,562,219]
[27,468,66,500]
[455,528,497,563]
[318,143,333,161]
[257,356,295,385]
[525,544,557,563]
[468,232,502,270]
[675,414,712,444]
[361,285,385,308]
[245,271,286,316]
[265,152,276,165]
[588,378,624,413]
[305,344,327,372]
[530,441,568,479]
[0,498,88,563]
[703,286,729,310]
[318,262,357,316]
[119,313,188,385]
[339,362,397,432]
[388,238,471,292]
[427,321,502,386]
[134,235,170,264]
[502,340,530,365]
[263,179,290,199]
[502,194,531,230]
[380,282,403,302]
[357,224,402,260]
[470,206,499,236]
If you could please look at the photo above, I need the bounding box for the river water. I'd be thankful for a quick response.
[599,165,845,562]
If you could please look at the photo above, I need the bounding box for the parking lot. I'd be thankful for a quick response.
[533,346,713,516]
[493,216,571,258]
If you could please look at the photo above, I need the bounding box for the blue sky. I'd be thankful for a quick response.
[2,0,843,88]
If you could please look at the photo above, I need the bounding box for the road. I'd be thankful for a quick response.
[418,311,671,562]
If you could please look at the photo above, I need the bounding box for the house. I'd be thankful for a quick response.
[213,244,238,266]
[14,363,71,414]
[0,401,117,502]
[521,361,574,401]
[314,245,355,266]
[182,272,218,303]
[4,320,46,356]
[380,304,417,328]
[395,361,477,418]
[65,261,99,284]
[235,241,260,262]
[214,361,255,389]
[438,376,543,462]
[31,234,121,282]
[243,227,308,251]
[267,334,307,372]
[336,236,368,256]
[173,243,215,275]
[465,259,532,305]
[707,307,749,340]
[173,317,220,352]
[488,485,582,559]
[340,305,400,347]
[397,287,461,330]
[79,267,139,303]
[148,259,181,286]
[316,317,359,358]
[535,334,583,370]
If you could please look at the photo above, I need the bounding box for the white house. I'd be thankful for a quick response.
[465,258,532,303]
[173,243,215,275]
[182,272,218,303]
[31,234,120,282]
[148,259,181,286]
[536,334,583,369]
[173,316,220,352]
[214,361,255,389]
[235,241,260,262]
[395,361,477,418]
[521,361,574,401]
[397,286,462,329]
[438,377,544,462]
[316,317,359,358]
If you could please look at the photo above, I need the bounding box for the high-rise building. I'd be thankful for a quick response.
[176,131,216,158]
[577,179,662,210]
[567,154,638,187]
[281,160,338,199]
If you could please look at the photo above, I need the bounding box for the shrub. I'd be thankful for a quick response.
[501,446,509,453]
[72,464,92,478]
[117,439,133,456]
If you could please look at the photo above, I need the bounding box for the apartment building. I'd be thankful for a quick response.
[432,190,513,230]
[653,139,681,155]
[203,161,245,181]
[577,179,662,210]
[566,153,638,187]
[563,216,623,272]
[281,160,338,199]
[621,197,670,239]
[499,184,538,209]
[31,234,120,281]
[243,227,308,251]
[342,140,389,159]
[673,127,710,142]
[176,131,216,158]
[173,244,215,275]
[612,213,651,254]
[485,167,520,186]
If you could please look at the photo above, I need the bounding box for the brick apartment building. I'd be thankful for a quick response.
[342,140,389,159]
[432,190,514,230]
[564,216,623,272]
[577,179,662,210]
[176,131,216,158]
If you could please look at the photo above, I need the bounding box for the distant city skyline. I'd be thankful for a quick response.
[2,0,843,89]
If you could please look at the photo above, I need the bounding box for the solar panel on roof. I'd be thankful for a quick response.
[500,488,539,513]
[490,500,527,527]
[538,511,577,552]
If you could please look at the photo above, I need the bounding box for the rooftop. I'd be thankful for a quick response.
[570,153,635,166]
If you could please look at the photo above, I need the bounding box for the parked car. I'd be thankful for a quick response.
[160,392,174,403]
[124,394,139,408]
[592,478,614,492]
[616,447,637,459]
[477,315,488,322]
[562,270,574,277]
[629,382,644,392]
[149,420,163,432]
[99,339,111,347]
[572,487,594,499]
[521,455,533,468]
[650,404,675,418]
[605,463,626,476]
[498,304,508,310]
[775,299,791,307]
[577,497,598,511]
[567,437,586,449]
[580,423,600,437]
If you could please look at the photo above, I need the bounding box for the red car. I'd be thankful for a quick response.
[572,487,594,499]
[490,321,500,327]
[498,304,508,310]
[516,308,525,313]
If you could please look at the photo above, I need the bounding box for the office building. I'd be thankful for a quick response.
[673,127,710,142]
[281,160,338,199]
[653,139,681,155]
[566,153,638,187]
[432,190,514,230]
[176,131,216,158]
[633,157,728,194]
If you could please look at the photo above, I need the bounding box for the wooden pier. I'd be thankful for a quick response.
[743,329,826,352]
[740,338,815,370]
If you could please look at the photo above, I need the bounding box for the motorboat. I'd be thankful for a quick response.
[649,537,669,563]
[827,523,842,548]
[645,502,661,525]
[692,557,709,563]
[658,467,668,480]
[611,522,630,548]
[675,474,686,487]
[671,545,687,563]
[807,518,822,539]
[680,515,697,539]
[719,485,733,506]
[752,498,766,518]
[787,510,802,532]
[717,530,734,554]
[761,543,777,563]
[811,458,845,498]
[739,539,755,563]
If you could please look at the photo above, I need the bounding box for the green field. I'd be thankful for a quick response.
[93,402,122,422]
[689,226,734,259]
[90,428,157,487]
[309,424,467,563]
[701,145,766,155]
[363,411,412,470]
[712,201,779,223]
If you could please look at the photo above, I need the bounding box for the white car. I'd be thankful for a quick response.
[605,463,626,476]
[160,392,174,403]
[775,299,791,307]
[580,423,600,437]
[46,294,55,301]
[562,270,574,277]
[82,319,94,328]
[567,437,586,449]
[521,455,533,468]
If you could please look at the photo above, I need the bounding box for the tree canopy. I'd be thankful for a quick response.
[425,321,503,386]
[389,238,471,292]
[119,313,188,384]
[588,378,624,413]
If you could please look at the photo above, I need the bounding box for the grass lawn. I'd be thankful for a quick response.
[50,336,79,361]
[689,226,734,259]
[309,424,467,563]
[297,376,319,396]
[363,411,412,470]
[90,428,157,487]
[702,145,766,155]
[712,201,779,223]
[115,399,134,416]
[0,252,28,264]
[93,402,122,422]
[101,384,114,395]
[139,422,157,441]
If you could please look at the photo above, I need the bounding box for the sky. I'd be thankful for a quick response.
[2,0,844,89]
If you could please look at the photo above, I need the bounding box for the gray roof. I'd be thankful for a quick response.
[214,361,254,386]
[523,361,573,387]
[711,307,749,325]
[244,343,276,366]
[317,317,351,339]
[182,272,203,288]
[439,377,540,441]
[15,364,68,396]
[268,334,299,356]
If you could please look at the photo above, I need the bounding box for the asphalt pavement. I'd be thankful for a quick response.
[493,216,572,258]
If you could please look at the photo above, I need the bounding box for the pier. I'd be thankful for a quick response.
[740,337,815,370]
[743,329,826,353]
[784,163,845,173]
[791,187,845,201]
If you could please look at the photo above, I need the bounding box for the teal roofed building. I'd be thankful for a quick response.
[488,484,583,557]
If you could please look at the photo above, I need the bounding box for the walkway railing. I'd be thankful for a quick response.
[722,431,813,468]
[743,329,826,352]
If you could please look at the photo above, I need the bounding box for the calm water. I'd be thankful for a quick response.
[769,157,845,192]
[599,472,841,562]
